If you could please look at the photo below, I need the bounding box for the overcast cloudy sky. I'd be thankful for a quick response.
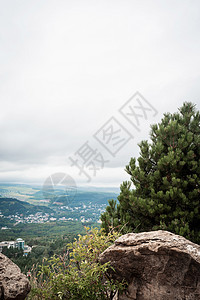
[0,0,200,187]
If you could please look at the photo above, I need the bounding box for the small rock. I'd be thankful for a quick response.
[0,253,30,300]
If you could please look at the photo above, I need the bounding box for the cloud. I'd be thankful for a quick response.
[0,0,200,186]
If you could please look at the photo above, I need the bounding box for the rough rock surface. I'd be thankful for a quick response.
[0,253,30,300]
[99,230,200,300]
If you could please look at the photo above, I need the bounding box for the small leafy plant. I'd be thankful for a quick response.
[27,227,126,299]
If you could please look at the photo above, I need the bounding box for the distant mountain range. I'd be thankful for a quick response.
[0,183,119,205]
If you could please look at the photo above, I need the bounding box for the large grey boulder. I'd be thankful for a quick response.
[99,230,200,300]
[0,253,30,299]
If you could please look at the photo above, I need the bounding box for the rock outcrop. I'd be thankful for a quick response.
[0,253,30,300]
[99,230,200,300]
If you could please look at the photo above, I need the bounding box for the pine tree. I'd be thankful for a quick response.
[101,102,200,243]
[101,199,120,234]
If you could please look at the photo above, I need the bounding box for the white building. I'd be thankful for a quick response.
[0,238,31,256]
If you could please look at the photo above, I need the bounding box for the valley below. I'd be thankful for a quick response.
[0,183,118,272]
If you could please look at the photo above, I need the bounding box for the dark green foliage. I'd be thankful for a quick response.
[0,221,85,242]
[101,199,120,233]
[2,247,24,259]
[2,247,34,272]
[101,102,200,243]
[0,221,86,272]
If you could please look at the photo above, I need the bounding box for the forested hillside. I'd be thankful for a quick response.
[0,197,53,216]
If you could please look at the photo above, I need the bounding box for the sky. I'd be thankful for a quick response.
[0,0,200,187]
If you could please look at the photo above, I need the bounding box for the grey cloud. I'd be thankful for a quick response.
[0,0,200,185]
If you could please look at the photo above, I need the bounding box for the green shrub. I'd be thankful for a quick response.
[27,227,126,299]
